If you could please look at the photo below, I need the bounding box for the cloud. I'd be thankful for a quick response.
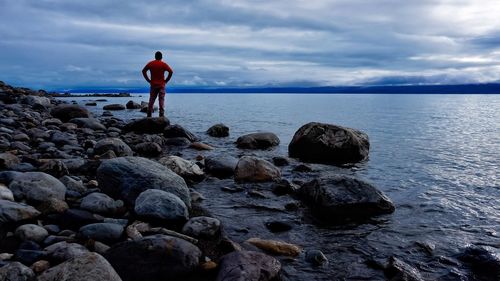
[0,0,499,89]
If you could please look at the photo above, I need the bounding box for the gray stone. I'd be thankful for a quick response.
[50,105,90,122]
[78,223,124,243]
[384,256,424,281]
[124,117,170,134]
[134,142,162,156]
[207,123,229,137]
[134,189,188,222]
[163,124,198,142]
[59,176,86,195]
[80,192,123,215]
[94,138,133,157]
[44,242,89,263]
[15,224,49,243]
[0,200,40,224]
[182,216,221,238]
[237,132,280,149]
[13,133,30,142]
[68,118,106,130]
[0,183,14,201]
[158,156,204,181]
[103,104,125,110]
[51,131,78,146]
[234,156,281,182]
[205,156,238,178]
[23,95,51,107]
[6,172,66,202]
[97,157,190,207]
[0,261,35,281]
[216,251,281,281]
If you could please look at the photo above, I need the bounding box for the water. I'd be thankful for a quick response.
[61,93,500,280]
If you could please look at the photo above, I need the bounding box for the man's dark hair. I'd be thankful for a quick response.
[155,51,162,60]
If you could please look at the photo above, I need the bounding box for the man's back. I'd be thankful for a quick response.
[144,60,171,87]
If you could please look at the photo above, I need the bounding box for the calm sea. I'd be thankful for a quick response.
[60,93,500,280]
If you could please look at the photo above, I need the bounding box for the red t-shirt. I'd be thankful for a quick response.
[144,60,172,87]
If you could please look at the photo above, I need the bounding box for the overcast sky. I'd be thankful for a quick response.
[0,0,499,90]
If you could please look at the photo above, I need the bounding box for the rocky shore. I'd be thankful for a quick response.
[0,80,498,281]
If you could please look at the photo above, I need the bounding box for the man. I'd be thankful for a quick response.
[142,51,173,117]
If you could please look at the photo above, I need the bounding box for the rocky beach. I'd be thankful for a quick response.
[0,81,498,281]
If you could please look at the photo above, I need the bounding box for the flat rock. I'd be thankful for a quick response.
[246,237,301,257]
[0,200,40,224]
[94,138,133,157]
[50,105,90,122]
[237,132,280,149]
[216,250,281,281]
[123,117,170,134]
[97,157,190,207]
[234,156,281,182]
[134,189,188,222]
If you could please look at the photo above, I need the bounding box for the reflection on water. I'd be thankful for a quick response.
[62,94,500,280]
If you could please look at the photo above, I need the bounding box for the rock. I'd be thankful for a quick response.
[164,124,198,142]
[85,102,97,106]
[216,251,281,281]
[80,192,123,215]
[207,123,229,137]
[164,137,191,146]
[234,156,281,182]
[59,176,86,195]
[246,238,301,257]
[205,156,238,178]
[50,105,90,122]
[78,223,124,243]
[299,176,395,222]
[14,248,46,266]
[458,246,500,280]
[0,184,14,201]
[126,100,141,109]
[236,132,280,149]
[305,250,329,266]
[293,164,313,173]
[38,159,69,178]
[51,131,78,146]
[31,260,50,274]
[134,142,162,156]
[0,200,40,224]
[288,122,370,165]
[265,220,293,233]
[272,156,289,166]
[23,95,51,107]
[15,224,49,243]
[68,118,106,130]
[272,179,299,196]
[103,104,126,110]
[134,189,188,222]
[94,138,133,157]
[38,252,122,281]
[0,261,35,281]
[0,152,20,169]
[13,133,30,142]
[158,156,204,181]
[36,198,68,214]
[5,172,66,202]
[44,242,89,263]
[105,235,201,281]
[124,117,170,134]
[52,209,104,229]
[384,256,424,281]
[182,216,221,238]
[190,142,213,150]
[97,157,190,207]
[42,118,63,127]
[102,110,113,117]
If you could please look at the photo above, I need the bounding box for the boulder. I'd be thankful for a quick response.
[96,157,190,207]
[0,152,20,170]
[207,123,229,137]
[158,156,204,181]
[6,172,66,202]
[299,176,395,222]
[237,132,280,149]
[216,251,281,281]
[94,138,133,157]
[0,261,35,281]
[68,118,106,130]
[50,105,90,122]
[80,192,123,215]
[105,235,201,281]
[44,242,89,263]
[0,200,40,224]
[50,131,78,146]
[123,117,170,134]
[246,238,301,257]
[126,100,141,109]
[234,156,281,182]
[38,252,122,281]
[23,95,51,107]
[458,246,500,280]
[38,159,69,178]
[134,189,188,222]
[164,124,198,142]
[205,156,238,178]
[103,104,126,110]
[288,122,370,165]
[134,142,162,156]
[78,223,124,243]
[182,216,221,238]
[15,224,49,243]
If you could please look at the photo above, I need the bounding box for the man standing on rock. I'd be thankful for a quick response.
[142,51,173,117]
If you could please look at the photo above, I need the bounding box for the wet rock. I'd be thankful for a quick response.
[205,156,238,178]
[38,159,69,178]
[159,156,204,182]
[293,164,313,173]
[164,124,198,142]
[44,242,89,263]
[299,176,395,222]
[265,220,293,233]
[85,102,97,106]
[234,156,281,182]
[102,111,113,117]
[384,256,424,281]
[0,183,14,201]
[190,142,213,150]
[164,137,191,146]
[246,237,301,257]
[0,261,35,281]
[305,250,329,266]
[0,152,21,167]
[134,142,162,156]
[94,138,133,157]
[126,100,141,109]
[105,234,201,281]
[134,189,188,222]
[80,192,124,215]
[96,156,190,207]
[68,117,106,130]
[15,224,49,243]
[272,179,299,196]
[50,105,90,122]
[458,245,500,280]
[207,123,229,137]
[182,216,221,238]
[103,104,125,110]
[38,252,122,281]
[0,200,40,224]
[216,251,281,281]
[79,223,124,243]
[272,156,289,166]
[5,171,66,202]
[236,132,280,149]
[288,122,370,165]
[123,117,170,134]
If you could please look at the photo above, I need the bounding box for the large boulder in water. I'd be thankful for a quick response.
[236,132,280,149]
[94,138,133,157]
[216,251,281,281]
[104,235,201,281]
[123,117,170,134]
[50,105,90,122]
[288,122,369,165]
[234,156,281,182]
[96,157,190,207]
[299,176,394,222]
[205,156,238,178]
[164,124,198,142]
[126,100,141,109]
[207,123,229,137]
